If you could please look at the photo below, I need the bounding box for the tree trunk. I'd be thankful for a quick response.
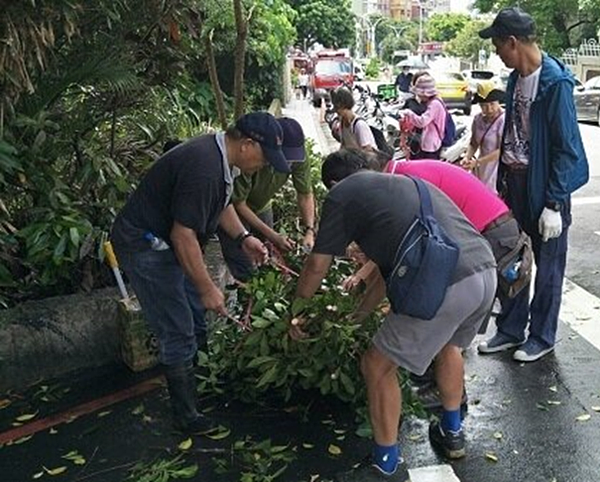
[205,30,228,130]
[233,0,254,120]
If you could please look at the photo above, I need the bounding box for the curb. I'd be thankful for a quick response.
[0,242,228,392]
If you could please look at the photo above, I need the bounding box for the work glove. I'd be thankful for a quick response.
[538,207,562,242]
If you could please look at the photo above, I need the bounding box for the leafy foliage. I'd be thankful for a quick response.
[365,58,383,79]
[445,20,493,65]
[376,21,419,63]
[0,0,296,307]
[473,0,600,53]
[286,0,356,49]
[126,454,197,482]
[199,141,422,429]
[213,438,296,481]
[426,13,470,43]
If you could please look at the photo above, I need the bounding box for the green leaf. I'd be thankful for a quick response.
[251,317,272,329]
[256,364,278,388]
[69,227,80,247]
[206,427,231,440]
[291,298,310,316]
[246,356,276,369]
[339,372,355,395]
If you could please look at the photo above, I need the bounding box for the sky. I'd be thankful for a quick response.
[450,0,472,14]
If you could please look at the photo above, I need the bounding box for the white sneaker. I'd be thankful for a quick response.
[513,339,555,362]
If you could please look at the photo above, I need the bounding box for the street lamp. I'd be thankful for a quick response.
[359,15,386,58]
[355,22,363,57]
[370,17,386,58]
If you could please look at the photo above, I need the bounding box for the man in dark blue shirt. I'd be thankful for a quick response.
[111,112,288,433]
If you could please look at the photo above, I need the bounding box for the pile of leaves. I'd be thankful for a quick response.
[201,135,422,422]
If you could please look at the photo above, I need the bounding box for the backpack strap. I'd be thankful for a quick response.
[410,176,433,219]
[390,175,433,266]
[478,112,504,146]
[350,117,363,133]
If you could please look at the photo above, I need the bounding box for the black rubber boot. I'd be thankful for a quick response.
[164,361,215,433]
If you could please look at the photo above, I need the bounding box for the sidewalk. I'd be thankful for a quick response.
[283,97,337,156]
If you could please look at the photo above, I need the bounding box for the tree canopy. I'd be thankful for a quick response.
[474,0,600,53]
[426,12,470,42]
[285,0,356,49]
[445,19,492,65]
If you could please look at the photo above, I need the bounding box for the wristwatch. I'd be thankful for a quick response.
[235,230,252,247]
[545,201,561,212]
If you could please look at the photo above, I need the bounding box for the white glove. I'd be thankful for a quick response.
[538,207,563,242]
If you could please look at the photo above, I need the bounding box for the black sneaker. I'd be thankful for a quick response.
[336,457,411,482]
[428,421,466,459]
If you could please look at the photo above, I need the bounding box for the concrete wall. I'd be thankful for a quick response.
[0,242,229,393]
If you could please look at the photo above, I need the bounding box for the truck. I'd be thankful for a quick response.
[309,49,354,107]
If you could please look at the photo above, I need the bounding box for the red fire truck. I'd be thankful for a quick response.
[309,49,354,107]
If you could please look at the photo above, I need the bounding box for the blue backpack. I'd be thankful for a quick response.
[385,176,459,320]
[434,99,456,147]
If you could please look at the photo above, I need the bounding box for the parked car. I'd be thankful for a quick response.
[462,69,496,91]
[574,76,600,126]
[433,71,472,115]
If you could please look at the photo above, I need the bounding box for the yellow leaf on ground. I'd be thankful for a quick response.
[493,432,503,440]
[303,443,315,449]
[32,471,44,479]
[328,444,342,456]
[309,475,320,482]
[97,410,111,418]
[14,435,33,445]
[485,452,499,462]
[591,406,600,412]
[16,412,39,422]
[72,457,86,466]
[49,428,58,435]
[547,400,562,406]
[178,438,193,450]
[549,386,558,393]
[44,466,68,475]
[407,433,423,442]
[576,413,591,422]
[0,399,12,410]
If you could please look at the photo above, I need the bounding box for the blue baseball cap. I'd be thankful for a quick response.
[278,117,306,162]
[235,112,290,173]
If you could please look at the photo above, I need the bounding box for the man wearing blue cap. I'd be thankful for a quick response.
[219,117,316,281]
[111,111,287,433]
[477,8,589,362]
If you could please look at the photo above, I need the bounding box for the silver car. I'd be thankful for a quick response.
[574,76,600,126]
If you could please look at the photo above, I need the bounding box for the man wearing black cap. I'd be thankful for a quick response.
[477,8,589,362]
[110,112,287,433]
[219,117,316,281]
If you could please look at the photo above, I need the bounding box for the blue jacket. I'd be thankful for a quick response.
[500,53,589,222]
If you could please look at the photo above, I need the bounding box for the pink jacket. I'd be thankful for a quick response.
[404,98,446,152]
